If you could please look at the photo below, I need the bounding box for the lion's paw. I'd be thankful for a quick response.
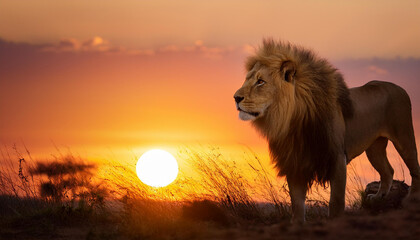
[366,193,385,203]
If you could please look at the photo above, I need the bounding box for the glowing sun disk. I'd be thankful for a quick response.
[136,149,179,187]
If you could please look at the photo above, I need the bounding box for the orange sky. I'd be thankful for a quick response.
[1,0,420,185]
[1,0,420,58]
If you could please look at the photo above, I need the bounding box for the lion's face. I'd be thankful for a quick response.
[234,63,278,121]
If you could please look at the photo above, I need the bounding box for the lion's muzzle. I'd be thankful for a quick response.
[234,93,260,121]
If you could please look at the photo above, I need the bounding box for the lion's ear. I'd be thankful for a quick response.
[280,60,296,82]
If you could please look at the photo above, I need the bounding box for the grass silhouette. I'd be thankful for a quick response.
[0,145,368,239]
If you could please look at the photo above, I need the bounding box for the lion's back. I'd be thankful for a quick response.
[350,80,411,116]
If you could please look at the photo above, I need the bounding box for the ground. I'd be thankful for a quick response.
[212,201,420,240]
[1,199,419,240]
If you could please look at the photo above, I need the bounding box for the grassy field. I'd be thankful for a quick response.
[0,145,417,240]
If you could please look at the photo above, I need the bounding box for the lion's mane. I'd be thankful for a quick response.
[247,39,354,189]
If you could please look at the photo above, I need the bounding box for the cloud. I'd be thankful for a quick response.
[155,40,239,59]
[83,36,104,47]
[38,37,245,59]
[242,44,256,55]
[43,36,113,53]
[367,65,388,75]
[57,38,80,50]
[194,40,203,47]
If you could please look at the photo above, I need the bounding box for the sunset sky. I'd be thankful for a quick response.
[1,0,420,183]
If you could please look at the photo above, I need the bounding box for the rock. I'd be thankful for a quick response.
[362,180,409,211]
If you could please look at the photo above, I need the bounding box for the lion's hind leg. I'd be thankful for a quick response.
[390,129,420,201]
[365,137,394,201]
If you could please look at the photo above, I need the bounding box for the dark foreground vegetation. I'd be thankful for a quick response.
[0,146,418,239]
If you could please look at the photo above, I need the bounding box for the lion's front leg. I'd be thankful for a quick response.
[287,177,307,224]
[329,154,347,218]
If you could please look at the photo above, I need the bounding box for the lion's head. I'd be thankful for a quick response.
[234,39,353,188]
[234,43,299,139]
[233,60,295,120]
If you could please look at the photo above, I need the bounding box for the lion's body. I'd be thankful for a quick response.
[234,39,420,223]
[346,81,414,161]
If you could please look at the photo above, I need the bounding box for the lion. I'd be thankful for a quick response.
[234,39,420,223]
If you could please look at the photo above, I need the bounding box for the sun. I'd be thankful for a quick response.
[136,149,179,187]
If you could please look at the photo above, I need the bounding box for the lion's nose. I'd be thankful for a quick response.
[234,96,244,104]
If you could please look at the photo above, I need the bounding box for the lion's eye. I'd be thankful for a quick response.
[256,79,265,86]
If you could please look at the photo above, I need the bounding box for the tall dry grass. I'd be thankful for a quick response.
[0,145,110,239]
[0,144,367,239]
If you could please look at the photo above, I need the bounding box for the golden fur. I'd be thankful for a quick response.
[240,39,353,188]
[234,39,420,223]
